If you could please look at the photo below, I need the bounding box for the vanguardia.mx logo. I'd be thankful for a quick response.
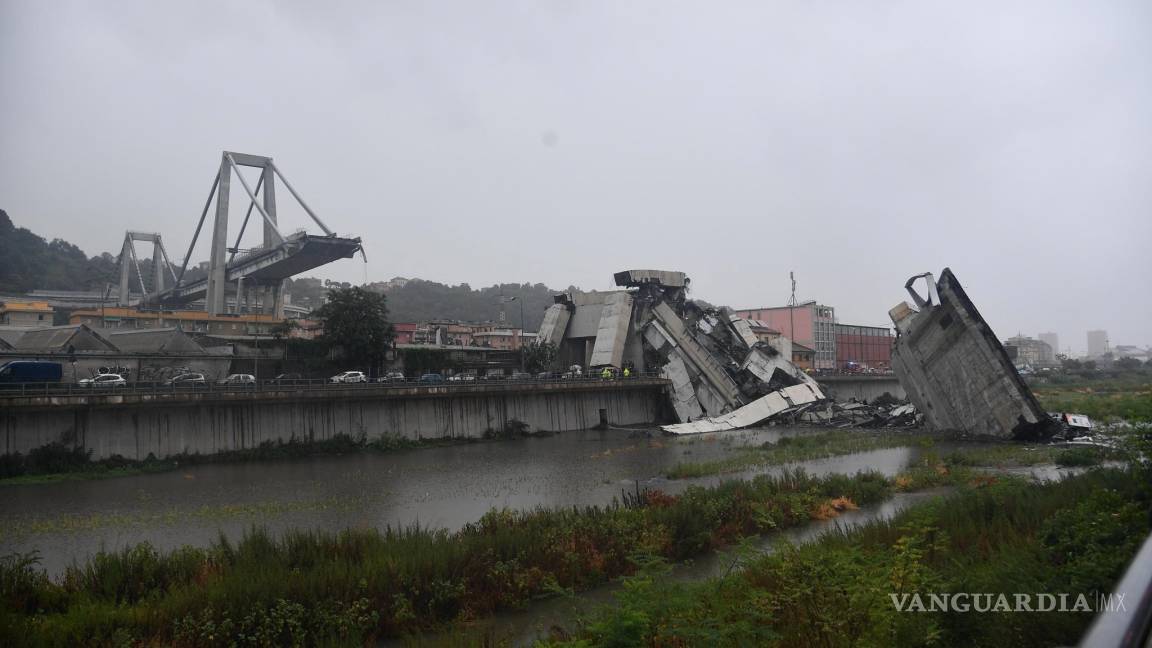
[889,592,1127,613]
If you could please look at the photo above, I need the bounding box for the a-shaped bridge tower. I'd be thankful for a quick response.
[137,151,362,316]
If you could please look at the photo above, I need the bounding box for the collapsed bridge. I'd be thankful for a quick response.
[536,270,825,433]
[119,151,362,316]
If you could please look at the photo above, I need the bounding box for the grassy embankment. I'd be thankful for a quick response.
[0,434,475,486]
[543,466,1152,648]
[666,429,1123,480]
[0,465,967,646]
[667,429,936,479]
[1031,376,1152,422]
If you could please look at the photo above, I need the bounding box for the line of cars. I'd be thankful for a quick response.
[77,372,257,389]
[3,359,640,391]
[329,371,444,384]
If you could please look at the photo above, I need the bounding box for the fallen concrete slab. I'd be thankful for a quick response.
[536,300,573,347]
[661,383,825,435]
[589,292,634,368]
[889,268,1059,440]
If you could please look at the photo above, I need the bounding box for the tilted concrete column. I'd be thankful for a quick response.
[118,237,132,306]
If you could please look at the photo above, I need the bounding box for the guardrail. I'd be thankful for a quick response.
[0,372,668,399]
[815,370,897,377]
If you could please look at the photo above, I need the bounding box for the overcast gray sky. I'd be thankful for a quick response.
[2,0,1149,354]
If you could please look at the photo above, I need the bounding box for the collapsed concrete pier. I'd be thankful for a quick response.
[536,269,825,433]
[889,269,1059,440]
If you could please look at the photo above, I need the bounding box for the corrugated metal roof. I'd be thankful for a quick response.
[12,325,116,352]
[104,328,206,354]
[0,328,28,348]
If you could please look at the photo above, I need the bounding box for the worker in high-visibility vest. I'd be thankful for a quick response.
[601,367,612,380]
[623,367,631,378]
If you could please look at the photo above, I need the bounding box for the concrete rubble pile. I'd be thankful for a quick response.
[888,268,1061,441]
[783,401,922,428]
[536,270,825,435]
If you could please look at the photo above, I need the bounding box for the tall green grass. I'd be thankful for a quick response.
[544,467,1151,648]
[0,466,966,645]
[941,444,1119,468]
[1032,379,1152,422]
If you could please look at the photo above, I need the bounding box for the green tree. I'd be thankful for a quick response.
[314,287,394,373]
[522,341,557,374]
[269,319,300,340]
[1116,356,1142,371]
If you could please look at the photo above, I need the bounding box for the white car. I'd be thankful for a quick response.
[219,374,256,386]
[330,371,367,384]
[79,374,126,388]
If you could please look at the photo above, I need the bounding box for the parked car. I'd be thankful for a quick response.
[330,371,367,384]
[481,371,506,381]
[165,373,206,388]
[270,373,304,385]
[79,373,127,388]
[510,371,533,381]
[218,374,256,386]
[374,371,406,383]
[419,373,445,384]
[448,372,477,382]
[0,361,63,385]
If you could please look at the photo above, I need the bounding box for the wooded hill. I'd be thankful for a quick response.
[2,210,715,329]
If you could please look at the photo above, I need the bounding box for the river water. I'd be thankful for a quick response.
[3,426,965,577]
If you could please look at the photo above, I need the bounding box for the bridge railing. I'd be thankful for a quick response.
[0,372,668,400]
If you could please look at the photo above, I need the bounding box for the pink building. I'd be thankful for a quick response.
[733,303,837,370]
[392,323,418,345]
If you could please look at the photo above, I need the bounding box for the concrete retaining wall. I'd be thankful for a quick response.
[0,381,667,460]
[817,375,906,403]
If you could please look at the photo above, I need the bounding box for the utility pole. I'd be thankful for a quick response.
[789,271,797,353]
[101,283,111,329]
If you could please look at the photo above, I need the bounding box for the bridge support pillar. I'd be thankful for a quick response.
[206,155,231,316]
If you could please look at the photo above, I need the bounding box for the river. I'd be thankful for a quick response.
[3,426,960,577]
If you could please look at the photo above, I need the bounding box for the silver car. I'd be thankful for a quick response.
[79,373,126,388]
